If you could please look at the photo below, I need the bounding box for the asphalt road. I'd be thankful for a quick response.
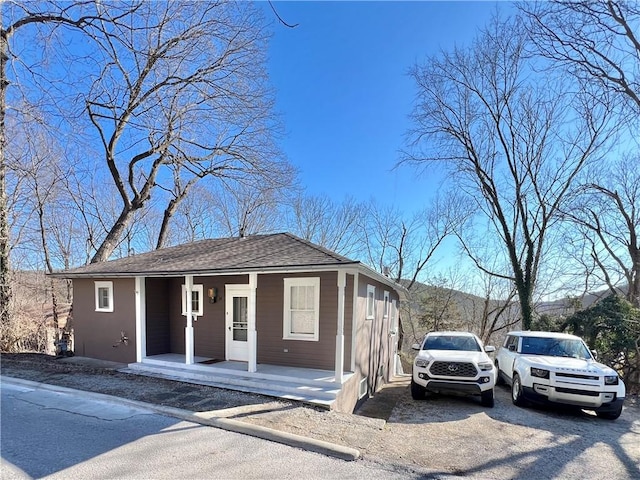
[0,381,428,480]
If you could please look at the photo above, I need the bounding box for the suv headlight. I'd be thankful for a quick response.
[478,362,493,371]
[604,375,619,385]
[531,367,550,379]
[415,358,429,368]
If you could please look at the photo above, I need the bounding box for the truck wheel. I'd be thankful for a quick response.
[511,373,527,407]
[411,379,426,400]
[481,388,495,408]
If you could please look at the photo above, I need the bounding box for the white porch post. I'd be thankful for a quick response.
[134,276,146,363]
[248,273,257,373]
[351,272,359,372]
[185,275,195,365]
[335,270,346,383]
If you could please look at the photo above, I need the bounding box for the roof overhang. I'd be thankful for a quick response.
[50,262,406,294]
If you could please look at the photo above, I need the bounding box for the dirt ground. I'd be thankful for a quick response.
[2,353,639,479]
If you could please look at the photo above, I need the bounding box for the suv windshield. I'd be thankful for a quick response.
[424,335,481,352]
[520,336,592,359]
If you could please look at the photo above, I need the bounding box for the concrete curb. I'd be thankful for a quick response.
[1,376,360,461]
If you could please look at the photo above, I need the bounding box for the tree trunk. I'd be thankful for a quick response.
[91,206,137,263]
[0,32,11,329]
[156,197,181,250]
[516,282,534,330]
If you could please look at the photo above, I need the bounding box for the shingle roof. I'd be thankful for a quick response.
[53,233,360,278]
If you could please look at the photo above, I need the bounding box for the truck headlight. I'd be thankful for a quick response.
[415,358,429,368]
[531,367,550,379]
[478,362,493,371]
[604,375,619,385]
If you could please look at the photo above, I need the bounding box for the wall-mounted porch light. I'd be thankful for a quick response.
[207,287,218,303]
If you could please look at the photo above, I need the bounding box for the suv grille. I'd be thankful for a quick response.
[430,361,478,377]
[555,372,599,381]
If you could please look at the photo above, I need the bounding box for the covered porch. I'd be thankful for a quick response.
[125,353,355,409]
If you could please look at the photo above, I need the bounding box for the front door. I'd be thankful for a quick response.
[225,285,250,362]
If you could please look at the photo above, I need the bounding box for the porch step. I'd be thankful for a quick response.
[122,362,342,409]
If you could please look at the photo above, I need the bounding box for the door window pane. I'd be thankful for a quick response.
[233,296,248,342]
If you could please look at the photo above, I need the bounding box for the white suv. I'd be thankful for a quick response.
[412,331,497,407]
[495,331,625,419]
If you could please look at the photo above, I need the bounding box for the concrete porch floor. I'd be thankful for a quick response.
[123,353,354,409]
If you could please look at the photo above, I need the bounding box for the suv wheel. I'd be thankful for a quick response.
[511,373,527,407]
[596,404,623,420]
[480,388,494,408]
[411,379,426,400]
[495,361,505,386]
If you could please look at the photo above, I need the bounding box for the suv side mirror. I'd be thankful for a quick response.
[412,343,421,351]
[508,344,516,352]
[484,346,496,353]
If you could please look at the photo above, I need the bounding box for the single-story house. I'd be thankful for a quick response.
[52,233,403,412]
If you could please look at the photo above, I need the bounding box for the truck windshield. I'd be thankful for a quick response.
[423,335,481,352]
[520,337,592,359]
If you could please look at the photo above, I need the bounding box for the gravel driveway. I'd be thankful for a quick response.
[2,354,638,479]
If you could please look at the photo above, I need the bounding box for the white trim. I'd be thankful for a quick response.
[351,272,358,372]
[181,284,204,316]
[94,281,114,312]
[248,273,257,373]
[134,277,146,363]
[366,284,375,320]
[63,264,404,293]
[283,277,320,341]
[335,270,346,383]
[184,275,195,365]
[359,377,368,399]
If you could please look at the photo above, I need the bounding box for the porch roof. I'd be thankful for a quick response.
[53,233,362,279]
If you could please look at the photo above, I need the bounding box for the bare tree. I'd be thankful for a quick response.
[561,156,640,306]
[521,1,640,117]
[403,14,612,329]
[360,194,465,290]
[1,0,112,340]
[287,194,365,257]
[78,1,287,262]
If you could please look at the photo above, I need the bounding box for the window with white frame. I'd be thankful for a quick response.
[95,281,114,312]
[366,284,376,320]
[383,291,390,319]
[283,277,320,341]
[181,284,204,316]
[359,377,368,399]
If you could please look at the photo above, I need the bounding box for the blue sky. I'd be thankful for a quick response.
[262,1,502,213]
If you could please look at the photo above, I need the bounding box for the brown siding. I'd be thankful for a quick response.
[167,275,248,359]
[256,272,339,370]
[353,274,400,395]
[72,278,136,363]
[145,278,170,356]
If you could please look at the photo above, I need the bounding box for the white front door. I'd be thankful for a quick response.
[225,285,250,362]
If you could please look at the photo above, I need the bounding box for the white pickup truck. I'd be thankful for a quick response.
[495,331,625,419]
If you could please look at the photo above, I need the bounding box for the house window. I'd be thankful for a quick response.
[95,281,114,312]
[181,284,204,316]
[383,291,390,319]
[366,285,376,320]
[359,377,368,399]
[283,277,320,341]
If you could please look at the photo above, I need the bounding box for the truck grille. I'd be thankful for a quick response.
[430,361,477,377]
